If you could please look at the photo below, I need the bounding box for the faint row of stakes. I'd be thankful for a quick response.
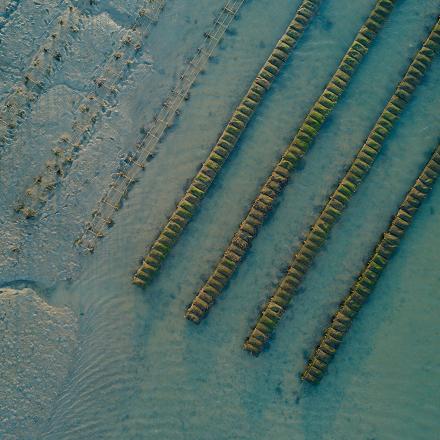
[128,2,439,384]
[131,0,324,286]
[0,6,84,149]
[76,0,245,252]
[14,94,107,219]
[15,0,166,219]
[302,140,440,383]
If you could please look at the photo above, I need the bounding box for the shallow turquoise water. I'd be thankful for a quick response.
[0,0,439,438]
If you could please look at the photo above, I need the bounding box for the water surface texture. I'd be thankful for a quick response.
[0,0,439,439]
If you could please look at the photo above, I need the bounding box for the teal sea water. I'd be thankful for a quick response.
[0,0,439,438]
